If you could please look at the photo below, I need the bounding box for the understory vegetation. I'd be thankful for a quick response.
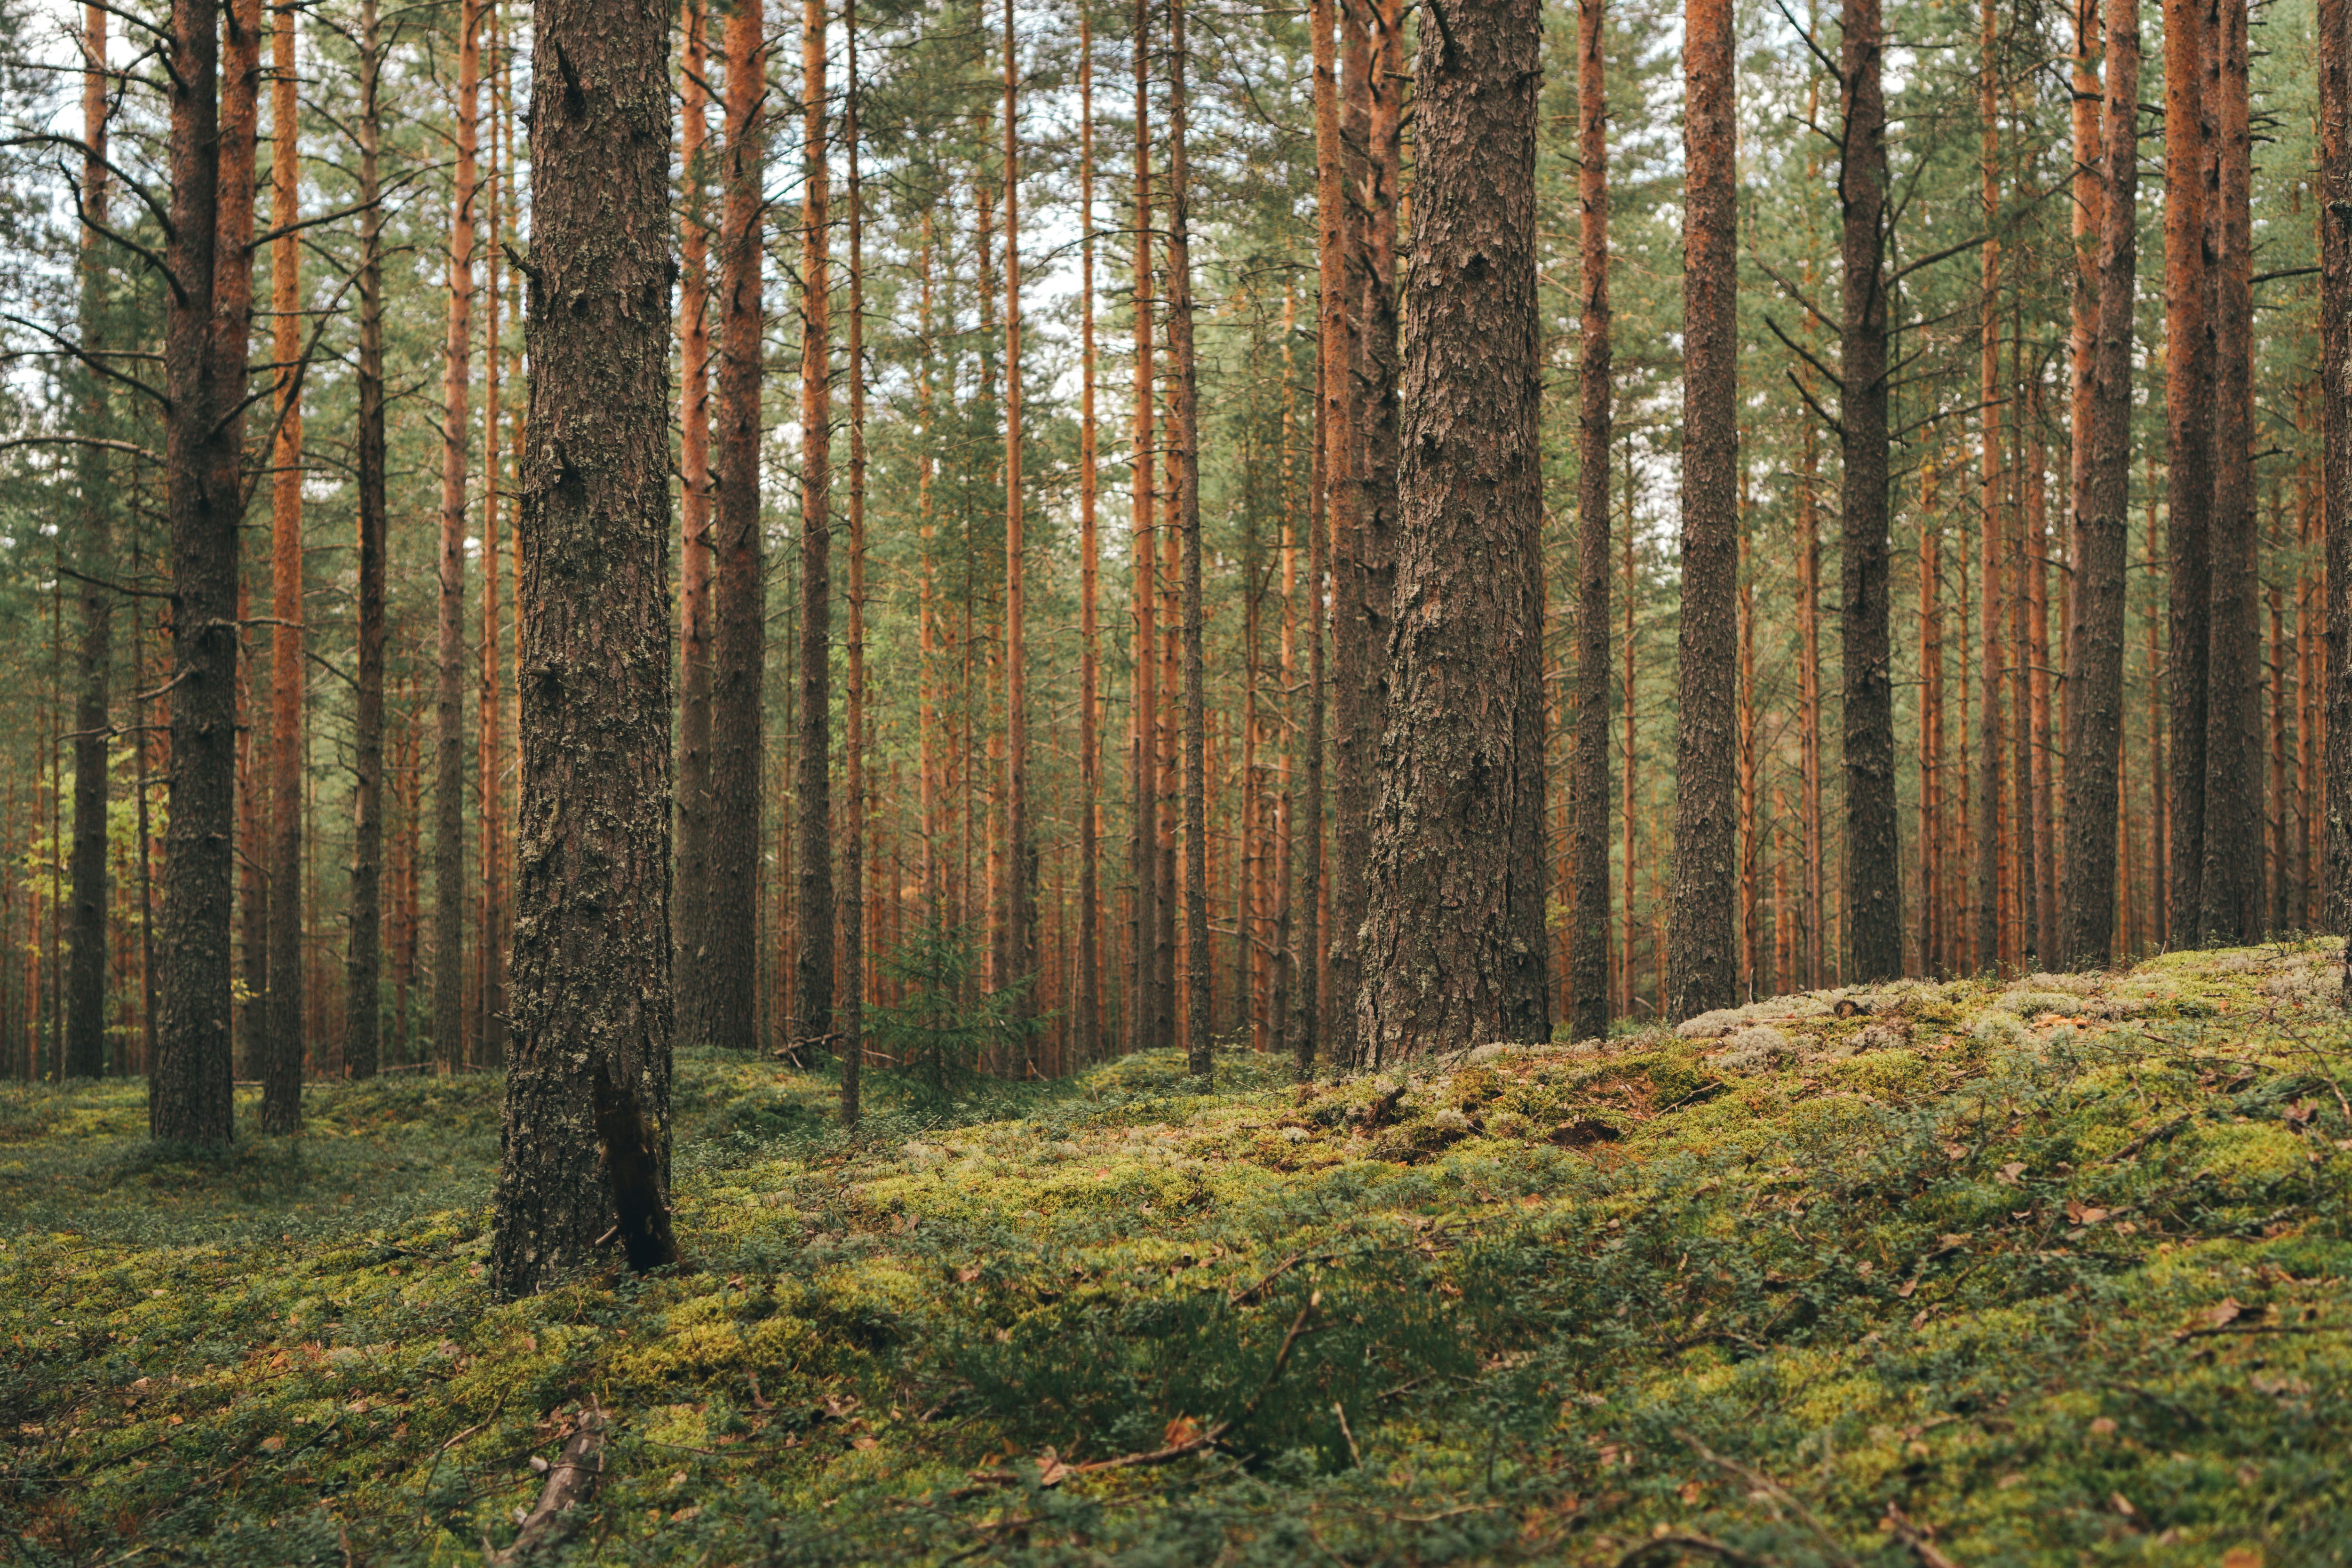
[5,941,2351,1565]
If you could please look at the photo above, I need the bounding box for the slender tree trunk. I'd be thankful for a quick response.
[2200,0,2256,943]
[675,0,713,1012]
[2066,0,2101,947]
[478,7,507,1069]
[64,0,111,1081]
[2322,0,2351,948]
[2058,0,2139,968]
[793,0,834,1048]
[707,0,767,1051]
[841,0,866,1120]
[1972,0,2004,971]
[2163,0,2212,943]
[434,0,478,1068]
[1002,0,1035,1021]
[1128,3,1158,1054]
[1841,0,1897,982]
[1920,462,1943,972]
[260,0,304,1127]
[1569,0,1612,1042]
[1668,0,1739,1018]
[1077,0,1102,1067]
[345,0,387,1079]
[488,0,678,1295]
[2027,395,2057,959]
[1168,0,1207,1077]
[153,0,253,1144]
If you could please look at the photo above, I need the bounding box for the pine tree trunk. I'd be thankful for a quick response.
[1166,0,1208,1078]
[792,0,834,1049]
[1840,0,1897,982]
[707,0,768,1051]
[2200,0,2257,944]
[840,0,867,1116]
[1077,0,1102,1068]
[1002,0,1035,1023]
[1569,0,1611,1042]
[152,0,253,1145]
[675,0,714,1017]
[2322,0,2351,944]
[64,1,111,1082]
[345,0,387,1079]
[2163,0,2213,944]
[2057,0,2139,969]
[260,0,304,1128]
[1359,0,1544,1059]
[433,0,478,1069]
[488,0,678,1295]
[1920,462,1943,972]
[1668,0,1739,1019]
[1128,8,1158,1057]
[477,14,507,1071]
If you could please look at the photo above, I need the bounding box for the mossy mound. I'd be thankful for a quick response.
[5,942,2352,1564]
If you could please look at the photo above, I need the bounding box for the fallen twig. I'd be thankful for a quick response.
[485,1407,605,1564]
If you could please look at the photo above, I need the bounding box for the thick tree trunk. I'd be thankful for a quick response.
[345,0,387,1080]
[842,0,866,1117]
[1077,0,1102,1067]
[64,1,110,1081]
[706,0,767,1051]
[1358,0,1543,1060]
[260,0,304,1129]
[1840,0,1898,982]
[1668,0,1739,1019]
[2057,0,2139,969]
[434,0,478,1069]
[675,0,714,1018]
[152,0,252,1145]
[2066,0,2101,949]
[488,0,678,1295]
[1569,0,1611,1043]
[2200,0,2257,943]
[2163,0,2213,943]
[793,0,834,1050]
[1167,0,1208,1078]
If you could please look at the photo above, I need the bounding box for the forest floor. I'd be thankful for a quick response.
[5,942,2352,1566]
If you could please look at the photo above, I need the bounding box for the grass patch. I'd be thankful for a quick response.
[5,943,2352,1564]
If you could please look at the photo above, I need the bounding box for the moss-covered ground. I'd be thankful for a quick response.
[6,942,2352,1565]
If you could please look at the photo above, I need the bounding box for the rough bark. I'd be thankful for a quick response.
[64,0,110,1081]
[1358,0,1544,1059]
[2163,0,2212,944]
[152,0,252,1146]
[434,0,479,1068]
[1668,0,1739,1019]
[1128,0,1158,1055]
[1164,0,1207,1077]
[674,0,714,1020]
[345,0,387,1080]
[1569,0,1611,1043]
[2323,0,2350,946]
[1840,0,1898,982]
[2057,0,2139,969]
[2199,0,2257,944]
[792,0,834,1049]
[705,0,766,1051]
[1974,0,2004,971]
[2066,0,2101,952]
[1002,0,1036,1022]
[1077,0,1102,1067]
[842,0,866,1117]
[488,0,678,1296]
[260,0,304,1129]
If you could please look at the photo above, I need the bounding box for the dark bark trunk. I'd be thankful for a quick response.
[1297,0,1343,1075]
[260,0,303,1130]
[152,0,251,1146]
[345,0,387,1080]
[2322,0,2349,951]
[1077,0,1101,1067]
[2057,0,2139,969]
[489,0,678,1295]
[1003,0,1036,1023]
[675,0,714,1013]
[1168,0,1208,1078]
[1840,0,1898,982]
[842,0,866,1118]
[1358,0,1544,1060]
[1128,1,1157,1056]
[434,0,479,1068]
[2163,0,2213,944]
[1569,0,1611,1044]
[1668,0,1739,1019]
[793,0,834,1048]
[64,1,111,1081]
[704,0,766,1051]
[2199,0,2257,944]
